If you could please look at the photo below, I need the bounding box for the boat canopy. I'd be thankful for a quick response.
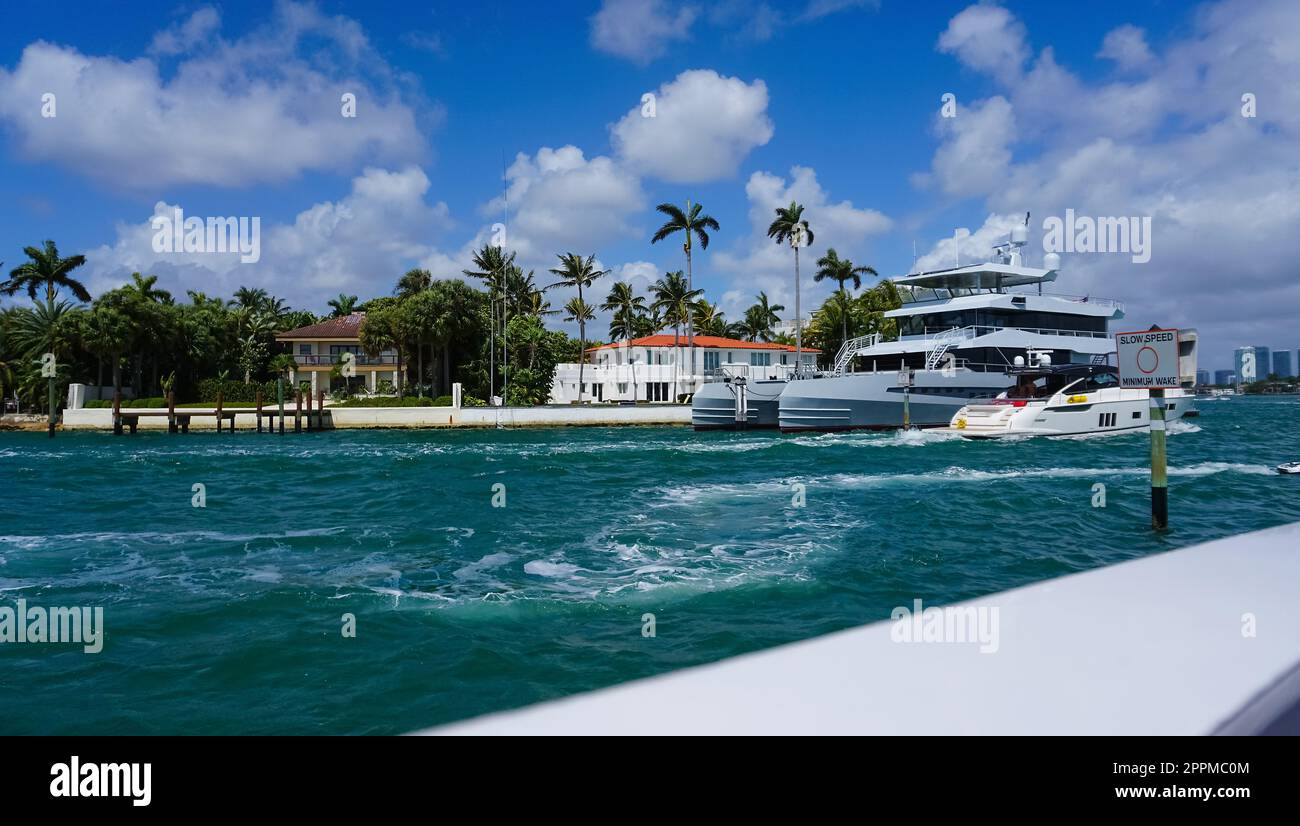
[1008,363,1117,379]
[892,263,1057,293]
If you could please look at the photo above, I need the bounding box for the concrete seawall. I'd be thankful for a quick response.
[60,404,692,430]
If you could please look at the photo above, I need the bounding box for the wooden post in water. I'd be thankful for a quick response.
[47,376,56,438]
[277,378,285,435]
[1150,388,1168,530]
[294,390,302,433]
[317,389,325,430]
[168,391,177,434]
[256,391,264,433]
[215,391,224,433]
[113,391,123,436]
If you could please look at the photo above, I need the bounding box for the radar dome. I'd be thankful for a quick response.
[1011,225,1028,245]
[1043,252,1061,271]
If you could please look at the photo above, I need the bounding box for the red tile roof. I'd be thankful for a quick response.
[587,334,819,353]
[276,312,365,340]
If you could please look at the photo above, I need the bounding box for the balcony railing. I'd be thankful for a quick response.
[293,354,400,366]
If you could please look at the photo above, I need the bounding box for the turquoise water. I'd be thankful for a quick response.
[2,397,1298,734]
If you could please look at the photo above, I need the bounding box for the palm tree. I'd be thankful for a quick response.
[601,281,647,342]
[815,249,878,345]
[745,292,785,342]
[327,293,359,317]
[690,299,727,337]
[651,271,702,402]
[394,268,433,299]
[464,245,516,400]
[562,296,596,403]
[81,304,133,400]
[232,286,269,312]
[123,272,172,395]
[2,241,91,304]
[650,200,719,382]
[766,202,814,372]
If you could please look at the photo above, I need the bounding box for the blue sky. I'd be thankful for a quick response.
[2,0,1297,370]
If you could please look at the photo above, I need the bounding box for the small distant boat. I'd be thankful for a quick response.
[1276,462,1300,475]
[943,354,1193,439]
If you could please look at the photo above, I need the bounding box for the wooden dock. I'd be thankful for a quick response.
[112,390,329,435]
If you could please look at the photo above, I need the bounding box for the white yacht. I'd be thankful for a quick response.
[776,225,1197,432]
[943,354,1187,438]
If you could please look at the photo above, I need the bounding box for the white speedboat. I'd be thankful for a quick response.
[1277,462,1300,475]
[944,355,1192,438]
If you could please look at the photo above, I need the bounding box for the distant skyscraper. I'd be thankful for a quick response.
[1214,369,1234,385]
[1234,347,1258,384]
[1196,369,1209,386]
[1254,346,1271,377]
[1273,350,1293,378]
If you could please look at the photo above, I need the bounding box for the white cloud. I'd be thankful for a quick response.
[484,145,646,270]
[1097,24,1155,72]
[611,69,773,183]
[81,166,457,310]
[589,0,696,65]
[713,165,891,319]
[936,3,1029,85]
[0,1,427,190]
[914,96,1016,197]
[149,7,222,56]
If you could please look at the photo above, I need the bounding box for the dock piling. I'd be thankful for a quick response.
[317,390,325,430]
[1150,388,1168,530]
[215,391,224,433]
[167,391,177,433]
[294,390,302,433]
[256,391,264,433]
[112,391,123,436]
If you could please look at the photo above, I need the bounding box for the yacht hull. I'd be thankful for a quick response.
[778,370,1016,432]
[691,379,787,430]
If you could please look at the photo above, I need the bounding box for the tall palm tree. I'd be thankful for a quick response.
[2,241,91,304]
[562,296,597,403]
[650,200,719,381]
[123,272,172,396]
[651,271,702,402]
[766,202,814,372]
[815,248,877,344]
[81,304,133,400]
[548,254,608,403]
[327,293,359,317]
[601,281,647,342]
[465,245,516,400]
[690,299,727,337]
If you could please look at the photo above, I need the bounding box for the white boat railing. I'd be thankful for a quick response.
[832,333,881,374]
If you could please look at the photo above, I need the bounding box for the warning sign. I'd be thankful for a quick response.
[1116,328,1181,389]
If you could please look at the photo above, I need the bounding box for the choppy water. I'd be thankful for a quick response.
[2,397,1298,734]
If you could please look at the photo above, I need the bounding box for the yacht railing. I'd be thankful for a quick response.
[832,333,881,374]
[913,325,1111,340]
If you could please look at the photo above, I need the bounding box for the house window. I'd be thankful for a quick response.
[704,351,720,370]
[618,383,628,394]
[330,344,361,355]
[750,352,771,367]
[781,353,789,365]
[298,344,312,355]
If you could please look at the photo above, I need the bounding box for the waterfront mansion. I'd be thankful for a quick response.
[549,334,819,404]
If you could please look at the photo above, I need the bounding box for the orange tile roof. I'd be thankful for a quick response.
[587,334,819,353]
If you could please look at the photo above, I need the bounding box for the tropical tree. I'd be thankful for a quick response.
[464,245,516,399]
[766,201,814,371]
[80,304,133,399]
[815,248,878,344]
[327,293,359,317]
[651,271,702,401]
[394,268,433,300]
[232,286,269,312]
[1,241,91,304]
[548,253,609,403]
[562,296,596,403]
[690,299,728,337]
[601,281,647,342]
[744,292,784,342]
[650,200,718,378]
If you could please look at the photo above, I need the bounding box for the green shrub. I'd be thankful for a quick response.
[431,395,453,407]
[196,378,280,404]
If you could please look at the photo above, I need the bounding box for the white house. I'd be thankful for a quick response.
[549,334,820,404]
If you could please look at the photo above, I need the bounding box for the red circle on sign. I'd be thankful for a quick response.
[1137,345,1159,374]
